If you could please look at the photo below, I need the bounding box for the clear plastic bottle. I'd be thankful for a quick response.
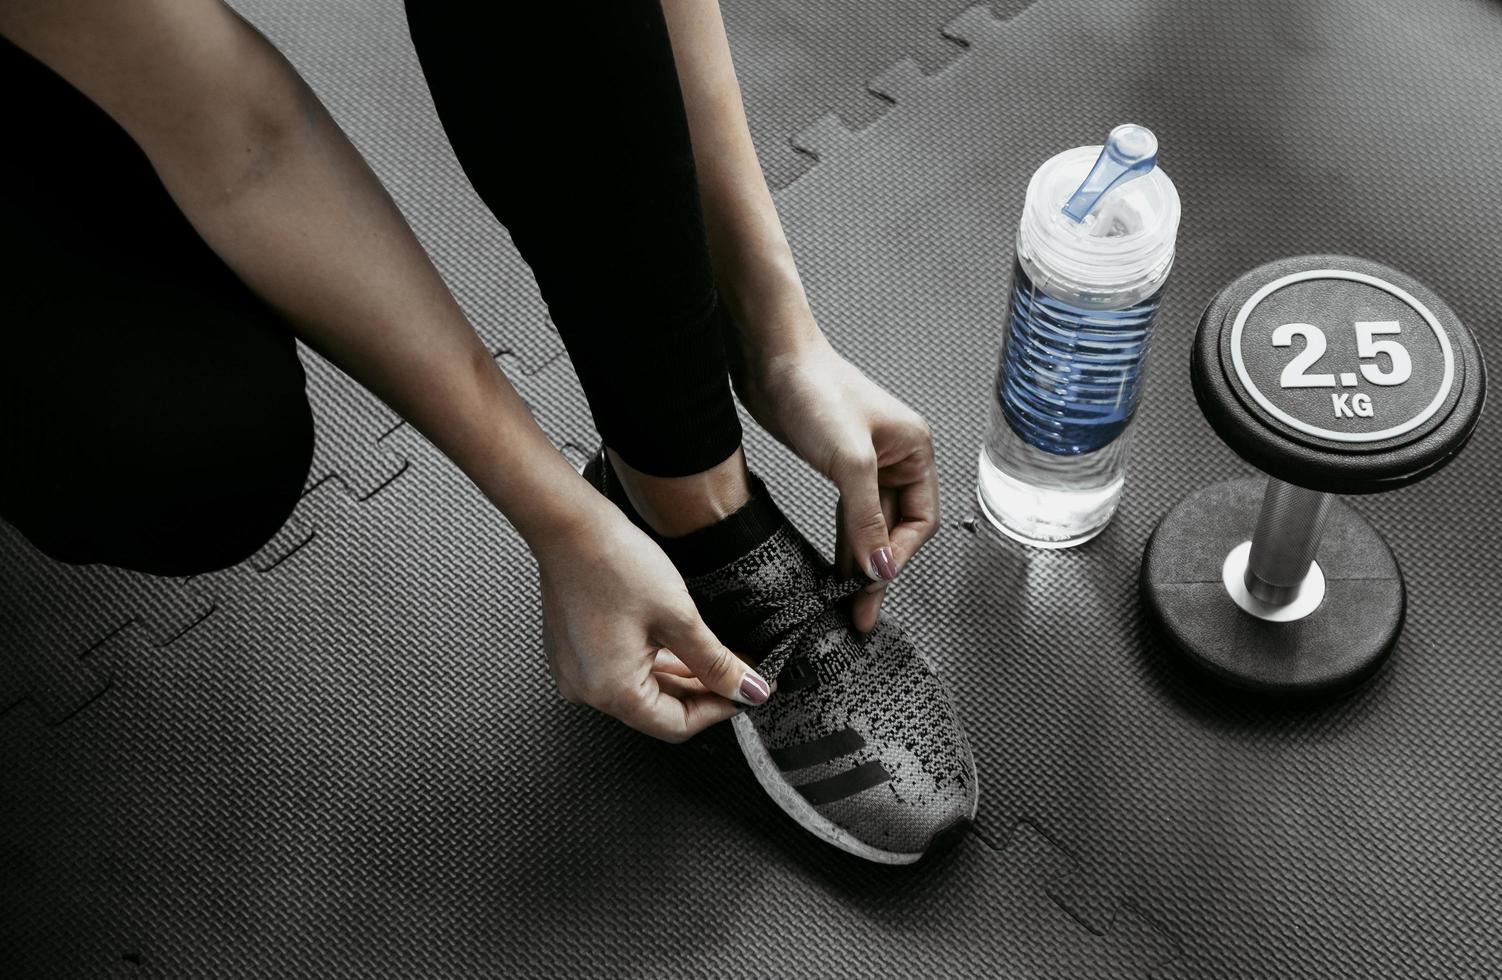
[978,125,1181,548]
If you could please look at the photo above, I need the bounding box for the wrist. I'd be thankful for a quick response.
[445,413,610,559]
[728,306,831,383]
[715,239,813,336]
[716,256,828,389]
[509,465,616,561]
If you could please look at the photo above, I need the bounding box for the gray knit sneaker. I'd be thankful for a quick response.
[583,449,978,863]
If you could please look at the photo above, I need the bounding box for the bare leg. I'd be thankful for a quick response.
[608,446,752,538]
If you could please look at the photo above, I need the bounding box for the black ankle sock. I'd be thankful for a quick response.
[654,474,786,577]
[597,451,785,578]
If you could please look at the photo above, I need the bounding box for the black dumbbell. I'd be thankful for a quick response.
[1142,255,1486,697]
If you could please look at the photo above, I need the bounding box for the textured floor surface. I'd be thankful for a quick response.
[3,0,1501,977]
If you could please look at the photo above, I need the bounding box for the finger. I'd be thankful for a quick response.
[876,485,901,556]
[834,497,855,578]
[653,671,712,699]
[652,648,696,677]
[676,692,742,735]
[616,677,741,743]
[849,488,898,629]
[850,584,883,634]
[657,609,771,707]
[884,457,940,568]
[657,662,777,701]
[831,445,897,583]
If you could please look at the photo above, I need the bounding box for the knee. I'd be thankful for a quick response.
[137,380,315,576]
[2,337,315,578]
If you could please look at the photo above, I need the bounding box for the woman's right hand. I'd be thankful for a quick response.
[533,495,771,742]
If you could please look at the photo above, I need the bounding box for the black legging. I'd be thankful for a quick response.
[406,0,743,479]
[0,1,741,576]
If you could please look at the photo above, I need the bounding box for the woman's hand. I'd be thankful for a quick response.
[533,495,771,742]
[736,336,941,633]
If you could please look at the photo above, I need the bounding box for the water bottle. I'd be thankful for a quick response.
[977,124,1181,547]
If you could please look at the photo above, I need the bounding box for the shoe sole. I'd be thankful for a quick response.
[732,712,981,865]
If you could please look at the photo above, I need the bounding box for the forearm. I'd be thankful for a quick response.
[659,0,825,364]
[176,79,595,547]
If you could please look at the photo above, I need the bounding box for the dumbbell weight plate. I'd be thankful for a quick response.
[1141,478,1404,697]
[1192,256,1485,494]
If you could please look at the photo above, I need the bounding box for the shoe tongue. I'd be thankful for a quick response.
[684,523,869,682]
[747,570,868,683]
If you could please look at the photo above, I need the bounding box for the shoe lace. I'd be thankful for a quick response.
[744,571,869,683]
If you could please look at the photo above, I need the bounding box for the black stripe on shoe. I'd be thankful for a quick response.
[769,728,865,771]
[795,760,892,806]
[776,655,818,694]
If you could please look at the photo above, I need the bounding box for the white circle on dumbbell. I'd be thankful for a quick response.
[1230,269,1455,443]
[1221,541,1327,622]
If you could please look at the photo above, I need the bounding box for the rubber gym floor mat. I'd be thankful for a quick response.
[721,0,1036,188]
[747,0,1502,975]
[0,529,209,725]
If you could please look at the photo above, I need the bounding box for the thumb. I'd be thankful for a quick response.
[658,609,771,707]
[834,449,897,583]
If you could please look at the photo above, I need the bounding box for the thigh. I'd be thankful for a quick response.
[0,37,313,576]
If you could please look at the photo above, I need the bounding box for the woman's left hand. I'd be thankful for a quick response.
[736,336,941,633]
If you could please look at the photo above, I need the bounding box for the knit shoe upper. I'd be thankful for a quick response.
[584,449,978,862]
[688,522,977,861]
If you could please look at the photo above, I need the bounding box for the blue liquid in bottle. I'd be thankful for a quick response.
[999,258,1163,456]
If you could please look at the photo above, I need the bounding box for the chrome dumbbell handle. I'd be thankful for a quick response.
[1243,477,1333,606]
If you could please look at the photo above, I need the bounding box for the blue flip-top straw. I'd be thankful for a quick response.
[1060,124,1159,223]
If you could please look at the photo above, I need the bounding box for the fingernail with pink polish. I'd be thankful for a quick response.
[870,547,898,582]
[737,671,771,706]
